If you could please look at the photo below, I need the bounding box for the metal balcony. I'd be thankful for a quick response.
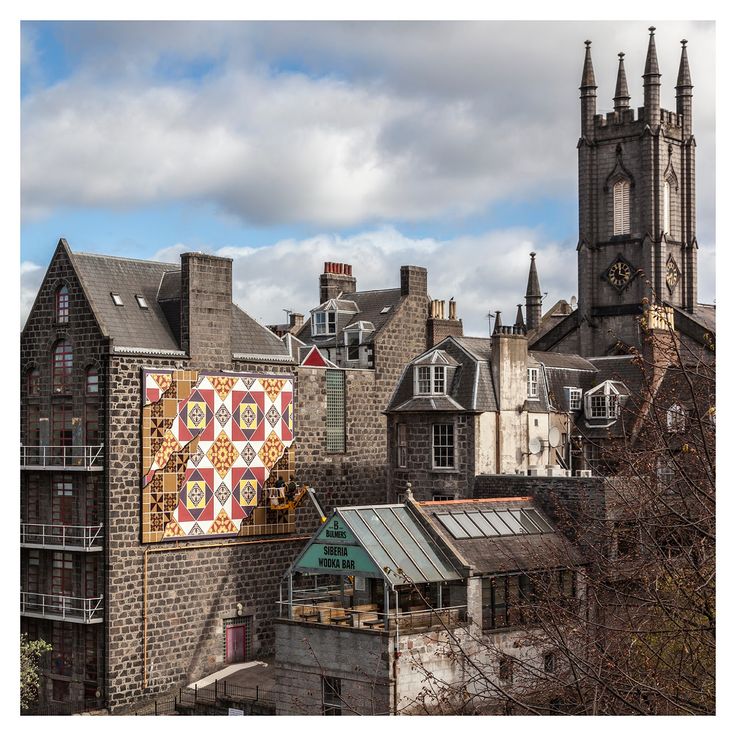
[20,445,104,471]
[21,523,103,551]
[20,592,104,624]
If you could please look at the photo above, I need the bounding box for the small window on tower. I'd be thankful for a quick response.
[613,180,630,236]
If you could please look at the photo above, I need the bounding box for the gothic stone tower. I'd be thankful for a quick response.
[577,28,697,356]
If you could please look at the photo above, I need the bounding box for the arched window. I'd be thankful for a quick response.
[86,367,99,395]
[613,180,630,236]
[56,285,70,324]
[27,367,40,396]
[666,403,686,433]
[52,340,73,393]
[663,180,671,235]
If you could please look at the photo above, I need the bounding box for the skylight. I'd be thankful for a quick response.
[135,294,148,309]
[380,306,391,314]
[111,293,124,306]
[436,508,553,539]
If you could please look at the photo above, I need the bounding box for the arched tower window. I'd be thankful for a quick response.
[612,180,630,236]
[85,367,99,395]
[56,285,69,324]
[52,340,73,393]
[663,180,671,235]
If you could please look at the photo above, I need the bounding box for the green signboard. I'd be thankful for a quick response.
[297,541,381,576]
[316,516,357,545]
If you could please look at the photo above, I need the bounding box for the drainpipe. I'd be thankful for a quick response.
[495,412,501,473]
[393,588,400,716]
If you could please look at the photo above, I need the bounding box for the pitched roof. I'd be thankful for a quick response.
[71,251,181,351]
[68,247,289,360]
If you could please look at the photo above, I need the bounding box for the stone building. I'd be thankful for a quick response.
[529,29,714,358]
[20,239,316,713]
[288,261,463,509]
[271,493,584,715]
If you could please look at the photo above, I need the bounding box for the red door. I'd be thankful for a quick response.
[225,623,250,664]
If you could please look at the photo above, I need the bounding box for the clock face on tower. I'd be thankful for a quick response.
[666,256,681,293]
[606,258,633,290]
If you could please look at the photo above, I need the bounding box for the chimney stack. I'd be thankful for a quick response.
[319,262,357,303]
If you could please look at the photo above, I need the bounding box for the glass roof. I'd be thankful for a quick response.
[337,506,462,586]
[435,508,554,540]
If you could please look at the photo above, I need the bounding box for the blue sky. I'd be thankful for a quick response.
[20,20,715,334]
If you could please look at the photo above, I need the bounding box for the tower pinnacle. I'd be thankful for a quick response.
[525,252,543,332]
[580,41,597,138]
[676,39,694,135]
[643,26,661,125]
[614,52,630,112]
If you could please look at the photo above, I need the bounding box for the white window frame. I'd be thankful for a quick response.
[527,368,539,399]
[613,179,630,236]
[313,311,336,336]
[432,423,455,469]
[567,387,582,411]
[344,330,361,361]
[396,423,407,468]
[584,381,622,420]
[666,403,686,433]
[415,365,446,396]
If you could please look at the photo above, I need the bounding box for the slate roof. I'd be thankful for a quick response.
[296,287,405,346]
[420,498,583,574]
[68,246,289,360]
[71,251,181,352]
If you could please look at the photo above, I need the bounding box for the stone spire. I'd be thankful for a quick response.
[614,52,631,112]
[515,304,526,332]
[525,252,542,332]
[580,40,597,138]
[493,310,502,334]
[643,26,661,125]
[676,39,694,136]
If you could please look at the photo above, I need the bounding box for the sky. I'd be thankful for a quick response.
[19,19,716,336]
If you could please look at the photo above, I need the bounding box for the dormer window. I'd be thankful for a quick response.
[584,380,626,420]
[415,365,446,395]
[566,387,582,411]
[345,330,360,361]
[313,310,336,335]
[527,368,539,399]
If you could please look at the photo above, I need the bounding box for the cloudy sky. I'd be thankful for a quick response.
[20,20,715,336]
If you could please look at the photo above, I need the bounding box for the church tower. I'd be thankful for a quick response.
[576,29,697,355]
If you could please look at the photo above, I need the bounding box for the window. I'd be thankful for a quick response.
[86,367,99,395]
[544,653,556,673]
[135,294,148,309]
[53,475,75,526]
[111,292,124,306]
[584,381,623,420]
[567,387,582,411]
[415,365,446,395]
[326,370,346,453]
[53,404,73,447]
[396,423,407,468]
[52,679,70,703]
[52,623,74,676]
[313,311,336,335]
[663,180,671,234]
[85,628,99,684]
[657,457,676,491]
[613,179,630,235]
[86,403,99,445]
[322,676,342,715]
[56,285,69,323]
[527,368,539,398]
[666,403,686,433]
[27,367,40,396]
[432,424,454,468]
[499,655,514,684]
[52,340,73,393]
[345,330,360,361]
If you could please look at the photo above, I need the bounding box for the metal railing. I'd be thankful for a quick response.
[20,591,104,623]
[134,681,276,716]
[280,596,467,633]
[21,523,103,551]
[20,445,104,470]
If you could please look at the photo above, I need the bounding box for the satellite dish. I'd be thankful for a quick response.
[548,427,561,448]
[570,295,578,310]
[529,436,542,455]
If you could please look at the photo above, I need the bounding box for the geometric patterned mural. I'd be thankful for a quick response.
[141,369,294,543]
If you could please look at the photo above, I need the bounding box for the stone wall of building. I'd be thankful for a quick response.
[273,621,392,715]
[388,413,476,502]
[105,354,311,711]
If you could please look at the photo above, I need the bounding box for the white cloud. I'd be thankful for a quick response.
[21,21,715,247]
[20,261,45,327]
[153,225,574,336]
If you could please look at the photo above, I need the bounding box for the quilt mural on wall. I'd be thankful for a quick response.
[141,369,294,543]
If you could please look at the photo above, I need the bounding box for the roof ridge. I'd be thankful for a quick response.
[74,251,181,268]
